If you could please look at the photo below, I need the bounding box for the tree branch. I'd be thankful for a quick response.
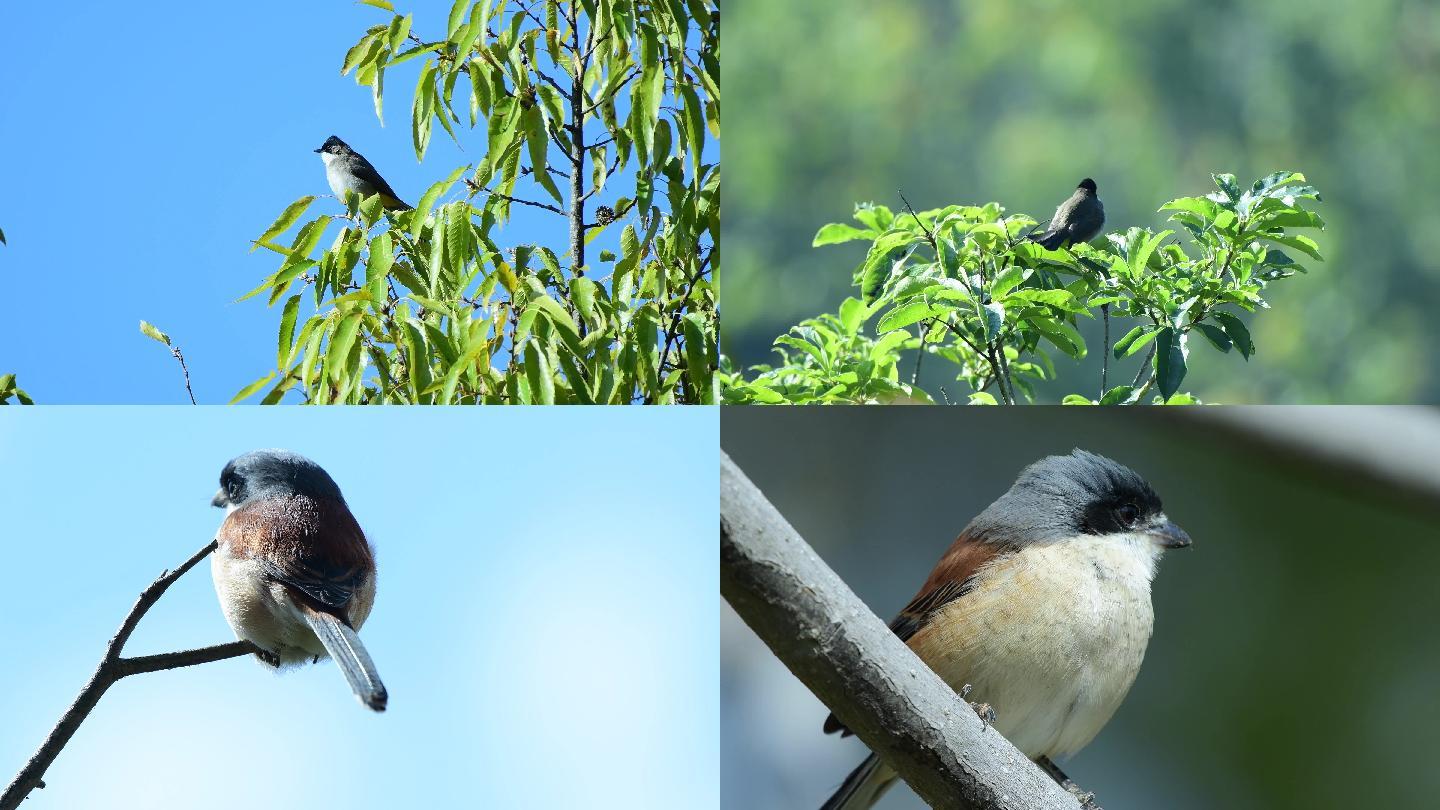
[720,453,1081,810]
[1,541,261,810]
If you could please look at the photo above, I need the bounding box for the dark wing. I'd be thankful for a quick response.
[348,154,408,205]
[822,533,1009,736]
[1029,197,1075,249]
[1063,196,1104,244]
[255,555,365,614]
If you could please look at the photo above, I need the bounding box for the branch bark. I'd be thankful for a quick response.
[1,540,261,810]
[720,452,1080,810]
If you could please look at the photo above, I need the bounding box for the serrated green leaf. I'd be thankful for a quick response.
[230,372,276,404]
[523,341,555,404]
[277,295,301,368]
[256,197,317,249]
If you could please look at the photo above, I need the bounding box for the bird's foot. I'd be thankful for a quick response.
[254,649,281,668]
[1067,785,1101,810]
[959,684,996,729]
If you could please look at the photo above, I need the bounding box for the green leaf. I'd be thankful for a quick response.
[1258,232,1323,261]
[327,312,365,382]
[981,302,1005,341]
[570,277,599,326]
[446,0,468,36]
[277,295,301,367]
[1033,317,1086,359]
[876,300,943,334]
[1193,322,1232,353]
[1112,325,1159,359]
[813,222,875,246]
[968,392,998,405]
[1061,394,1095,405]
[860,245,908,305]
[1155,327,1188,400]
[1098,385,1136,405]
[990,266,1026,299]
[255,197,316,249]
[1212,312,1254,359]
[682,313,715,403]
[359,0,394,10]
[230,372,276,404]
[139,320,171,346]
[523,341,555,404]
[412,61,436,159]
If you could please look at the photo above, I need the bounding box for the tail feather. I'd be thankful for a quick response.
[302,609,388,712]
[820,754,896,810]
[1030,229,1065,250]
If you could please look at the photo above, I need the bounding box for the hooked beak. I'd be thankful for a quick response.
[1147,517,1192,549]
[211,489,228,508]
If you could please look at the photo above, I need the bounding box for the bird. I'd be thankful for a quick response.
[210,449,388,712]
[819,449,1189,809]
[314,135,411,211]
[1030,178,1105,250]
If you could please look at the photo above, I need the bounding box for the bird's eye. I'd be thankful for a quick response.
[1115,503,1140,527]
[226,479,243,500]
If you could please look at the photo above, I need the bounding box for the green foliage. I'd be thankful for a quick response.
[723,172,1322,405]
[0,373,32,405]
[237,0,718,404]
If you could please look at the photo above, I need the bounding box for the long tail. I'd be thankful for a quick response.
[820,754,897,810]
[302,608,388,712]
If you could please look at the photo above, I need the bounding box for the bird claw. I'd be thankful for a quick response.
[971,701,996,729]
[1068,785,1101,810]
[958,684,995,728]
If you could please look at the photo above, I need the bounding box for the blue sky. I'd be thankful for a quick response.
[0,407,718,807]
[0,1,699,403]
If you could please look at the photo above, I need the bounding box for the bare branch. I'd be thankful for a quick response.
[720,453,1081,810]
[170,344,196,404]
[1,541,261,810]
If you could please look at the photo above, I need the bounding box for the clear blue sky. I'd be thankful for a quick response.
[0,406,718,807]
[0,1,692,403]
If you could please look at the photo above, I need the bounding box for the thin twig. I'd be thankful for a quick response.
[1100,303,1110,398]
[2,541,260,810]
[170,345,196,405]
[897,190,936,247]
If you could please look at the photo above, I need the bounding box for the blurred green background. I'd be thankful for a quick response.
[724,0,1440,403]
[721,406,1440,809]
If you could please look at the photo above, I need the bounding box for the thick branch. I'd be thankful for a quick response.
[1,541,261,810]
[719,453,1080,810]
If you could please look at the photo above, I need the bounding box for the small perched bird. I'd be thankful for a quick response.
[314,135,411,210]
[820,450,1189,810]
[1030,178,1105,250]
[210,449,388,712]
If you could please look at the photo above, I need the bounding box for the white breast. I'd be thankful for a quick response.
[319,152,350,198]
[909,533,1159,758]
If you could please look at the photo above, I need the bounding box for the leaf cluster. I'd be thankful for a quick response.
[233,0,718,404]
[723,172,1322,405]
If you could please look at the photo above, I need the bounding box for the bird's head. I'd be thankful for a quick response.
[314,135,352,156]
[965,449,1191,553]
[1077,178,1098,194]
[212,449,346,511]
